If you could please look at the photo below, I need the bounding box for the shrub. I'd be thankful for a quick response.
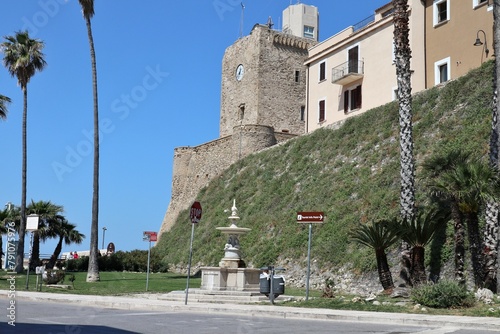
[63,250,169,273]
[410,280,475,308]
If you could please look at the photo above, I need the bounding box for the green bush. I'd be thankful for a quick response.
[410,280,475,308]
[63,250,169,273]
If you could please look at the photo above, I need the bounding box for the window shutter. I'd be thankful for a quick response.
[319,100,325,122]
[344,91,349,113]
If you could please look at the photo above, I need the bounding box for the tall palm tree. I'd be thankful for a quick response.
[78,0,100,282]
[1,31,46,273]
[398,208,446,286]
[350,219,401,291]
[486,0,500,294]
[46,218,85,269]
[0,94,11,120]
[393,0,416,286]
[26,200,64,271]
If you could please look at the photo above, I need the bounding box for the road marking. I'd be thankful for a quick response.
[415,327,462,334]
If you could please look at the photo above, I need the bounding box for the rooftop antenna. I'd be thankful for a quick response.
[239,2,245,39]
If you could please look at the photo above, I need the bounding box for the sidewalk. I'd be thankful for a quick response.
[2,290,500,332]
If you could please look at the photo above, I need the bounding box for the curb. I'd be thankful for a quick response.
[1,290,500,331]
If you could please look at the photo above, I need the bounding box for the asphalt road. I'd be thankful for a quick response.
[1,300,500,334]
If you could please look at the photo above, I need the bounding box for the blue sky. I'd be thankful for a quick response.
[0,0,389,257]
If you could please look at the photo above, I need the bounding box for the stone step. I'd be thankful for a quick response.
[132,289,296,304]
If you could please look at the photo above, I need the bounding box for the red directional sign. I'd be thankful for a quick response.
[143,231,157,242]
[297,211,324,223]
[190,201,202,224]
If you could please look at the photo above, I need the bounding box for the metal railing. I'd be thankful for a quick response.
[332,60,364,83]
[353,14,375,32]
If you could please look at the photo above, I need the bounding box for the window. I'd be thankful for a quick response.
[434,57,450,85]
[343,85,362,113]
[300,106,305,121]
[473,0,488,7]
[319,100,325,122]
[304,26,314,39]
[238,104,245,121]
[295,70,300,83]
[348,46,359,74]
[433,0,449,26]
[319,62,326,81]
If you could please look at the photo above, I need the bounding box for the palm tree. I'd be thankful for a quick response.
[350,219,401,291]
[1,31,46,273]
[423,149,471,285]
[0,94,11,120]
[429,158,500,287]
[26,200,64,271]
[393,0,416,286]
[486,0,500,293]
[46,219,85,269]
[78,0,100,282]
[398,208,446,286]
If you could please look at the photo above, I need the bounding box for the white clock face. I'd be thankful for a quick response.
[236,64,244,81]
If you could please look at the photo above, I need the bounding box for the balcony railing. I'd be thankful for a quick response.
[332,60,364,85]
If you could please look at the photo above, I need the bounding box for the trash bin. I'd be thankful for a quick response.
[259,274,270,295]
[272,275,285,295]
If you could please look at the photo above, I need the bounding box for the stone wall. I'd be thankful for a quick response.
[159,125,293,237]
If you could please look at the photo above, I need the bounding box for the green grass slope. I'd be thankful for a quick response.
[155,60,493,274]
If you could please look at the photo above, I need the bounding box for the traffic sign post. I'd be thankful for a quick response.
[297,211,324,301]
[143,231,157,291]
[185,201,202,305]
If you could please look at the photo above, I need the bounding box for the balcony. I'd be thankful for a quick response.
[332,60,364,85]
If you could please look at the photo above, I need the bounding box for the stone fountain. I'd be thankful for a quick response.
[200,200,260,291]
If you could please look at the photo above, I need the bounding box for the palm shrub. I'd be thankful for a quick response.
[350,219,401,291]
[399,208,447,286]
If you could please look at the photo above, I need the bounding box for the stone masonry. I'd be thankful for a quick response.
[159,25,317,239]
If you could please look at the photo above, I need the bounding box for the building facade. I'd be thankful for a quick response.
[304,0,426,133]
[423,0,493,88]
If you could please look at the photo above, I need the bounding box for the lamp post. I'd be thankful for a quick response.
[474,29,489,61]
[102,226,107,250]
[25,214,39,290]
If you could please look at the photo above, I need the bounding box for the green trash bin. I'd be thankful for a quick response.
[272,275,285,295]
[259,274,270,295]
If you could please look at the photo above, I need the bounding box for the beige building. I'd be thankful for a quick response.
[282,3,319,41]
[304,0,425,132]
[423,0,493,88]
[304,0,493,133]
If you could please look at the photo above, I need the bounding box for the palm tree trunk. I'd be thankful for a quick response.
[452,204,466,285]
[84,15,100,283]
[394,0,416,286]
[410,246,427,286]
[484,201,498,291]
[493,0,500,294]
[15,86,28,273]
[466,212,485,288]
[30,231,41,271]
[47,236,63,269]
[376,249,394,291]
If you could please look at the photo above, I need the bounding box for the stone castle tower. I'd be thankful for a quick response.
[158,7,318,239]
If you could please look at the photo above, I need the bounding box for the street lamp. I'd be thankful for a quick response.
[474,29,490,59]
[102,226,107,250]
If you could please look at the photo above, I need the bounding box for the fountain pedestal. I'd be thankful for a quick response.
[200,200,260,291]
